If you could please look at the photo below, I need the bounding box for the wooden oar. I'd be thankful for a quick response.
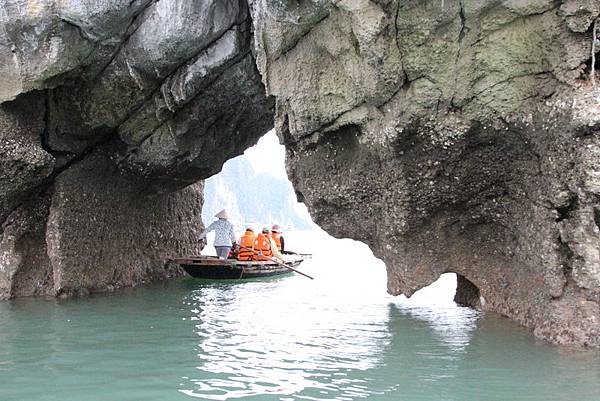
[282,250,313,257]
[237,245,314,280]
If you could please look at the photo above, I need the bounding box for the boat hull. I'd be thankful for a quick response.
[172,256,304,280]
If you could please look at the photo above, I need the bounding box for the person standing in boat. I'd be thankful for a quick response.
[198,209,236,259]
[255,227,285,263]
[270,224,285,253]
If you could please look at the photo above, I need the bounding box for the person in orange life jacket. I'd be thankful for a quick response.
[254,228,284,262]
[270,224,285,253]
[237,227,256,261]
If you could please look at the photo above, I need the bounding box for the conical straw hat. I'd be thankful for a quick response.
[215,209,228,219]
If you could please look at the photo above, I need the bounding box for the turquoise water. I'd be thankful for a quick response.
[1,231,599,400]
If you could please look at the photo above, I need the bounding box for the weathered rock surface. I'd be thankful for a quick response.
[45,149,204,297]
[0,91,55,223]
[0,0,273,298]
[251,0,600,346]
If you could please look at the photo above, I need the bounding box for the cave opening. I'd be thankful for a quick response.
[453,274,482,309]
[200,135,470,317]
[408,273,460,307]
[201,130,470,311]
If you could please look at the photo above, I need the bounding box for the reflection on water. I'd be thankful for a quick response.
[0,230,599,401]
[181,279,391,400]
[180,272,482,400]
[392,274,481,352]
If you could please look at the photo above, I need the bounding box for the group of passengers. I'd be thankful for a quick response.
[198,209,286,263]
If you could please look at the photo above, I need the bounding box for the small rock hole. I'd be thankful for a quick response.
[454,274,482,309]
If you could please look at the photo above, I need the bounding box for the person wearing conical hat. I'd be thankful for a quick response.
[198,209,236,259]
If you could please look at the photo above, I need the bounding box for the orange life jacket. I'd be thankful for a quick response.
[270,232,282,251]
[254,233,273,260]
[237,230,256,260]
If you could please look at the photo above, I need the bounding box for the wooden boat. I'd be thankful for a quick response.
[172,255,307,279]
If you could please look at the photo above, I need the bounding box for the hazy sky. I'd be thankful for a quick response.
[243,130,288,179]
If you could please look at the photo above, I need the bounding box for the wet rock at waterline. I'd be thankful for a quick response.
[1,0,600,347]
[251,0,600,347]
[0,0,273,298]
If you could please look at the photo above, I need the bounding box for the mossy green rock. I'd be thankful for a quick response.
[252,0,600,347]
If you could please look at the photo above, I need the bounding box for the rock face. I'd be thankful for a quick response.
[251,0,600,346]
[0,0,274,298]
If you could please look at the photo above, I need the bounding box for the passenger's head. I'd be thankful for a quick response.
[262,227,270,234]
[271,224,281,233]
[245,227,254,233]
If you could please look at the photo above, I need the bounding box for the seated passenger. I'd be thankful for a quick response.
[260,227,285,263]
[237,227,256,261]
[254,228,275,261]
[269,236,285,263]
[270,224,285,253]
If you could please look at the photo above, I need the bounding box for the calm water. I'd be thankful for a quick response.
[1,230,599,401]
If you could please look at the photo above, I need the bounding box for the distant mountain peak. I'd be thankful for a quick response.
[202,154,313,231]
